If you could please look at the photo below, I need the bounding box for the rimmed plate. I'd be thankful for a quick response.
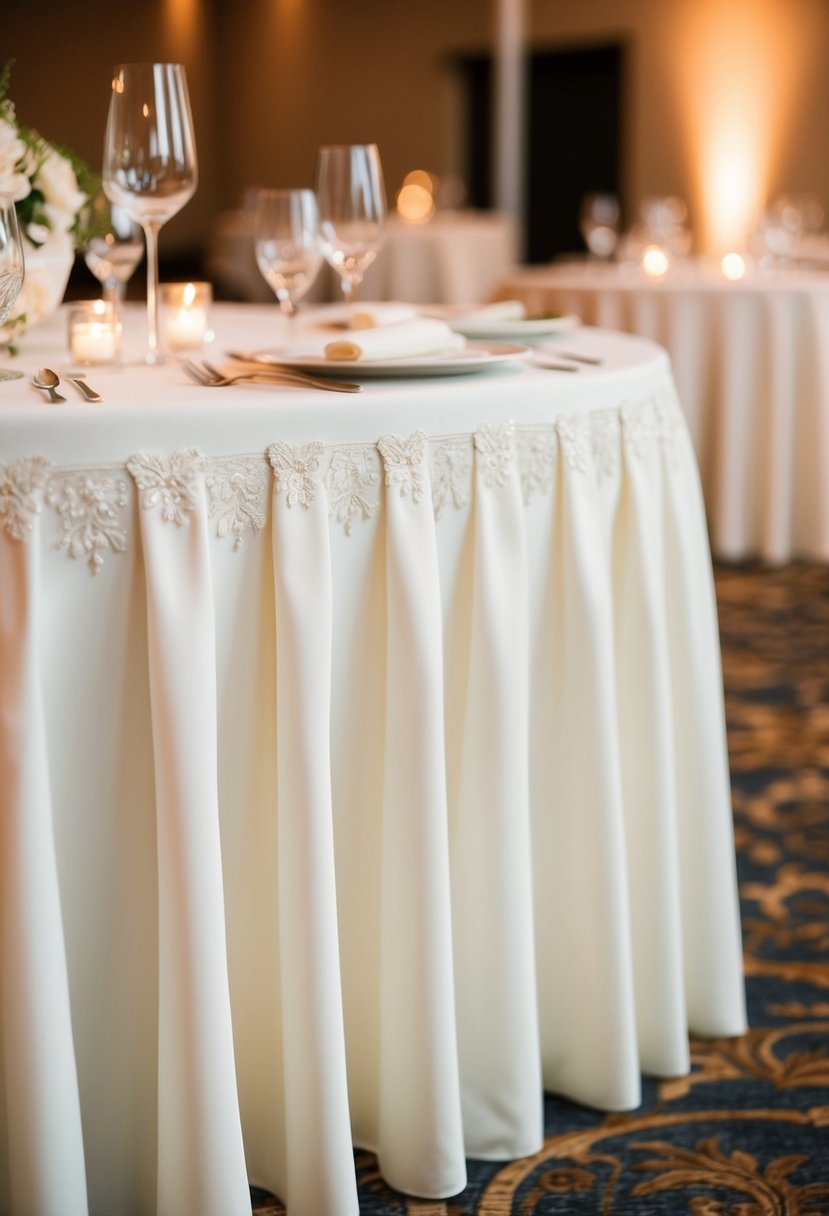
[446,314,581,340]
[251,341,529,379]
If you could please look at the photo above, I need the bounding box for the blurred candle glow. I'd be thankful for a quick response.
[642,246,670,277]
[721,252,747,280]
[161,281,211,350]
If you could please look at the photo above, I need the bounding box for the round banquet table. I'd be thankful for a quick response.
[0,305,746,1216]
[207,209,519,306]
[496,261,829,563]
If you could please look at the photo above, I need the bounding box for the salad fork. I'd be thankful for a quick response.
[179,358,361,393]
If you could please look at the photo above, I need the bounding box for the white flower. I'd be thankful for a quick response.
[26,221,50,245]
[8,231,74,326]
[0,115,29,201]
[36,148,86,222]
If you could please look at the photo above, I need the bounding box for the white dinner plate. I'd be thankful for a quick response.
[446,314,581,340]
[251,342,529,378]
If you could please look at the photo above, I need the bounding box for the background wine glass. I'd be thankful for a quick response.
[102,63,197,363]
[83,193,143,327]
[254,189,322,334]
[579,192,620,259]
[315,144,386,304]
[0,195,25,326]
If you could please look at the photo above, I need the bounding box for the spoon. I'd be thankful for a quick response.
[33,367,67,404]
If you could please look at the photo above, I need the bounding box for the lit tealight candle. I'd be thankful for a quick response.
[160,282,212,351]
[67,300,120,365]
[641,245,670,278]
[721,252,747,281]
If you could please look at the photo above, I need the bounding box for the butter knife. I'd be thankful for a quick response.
[66,376,103,403]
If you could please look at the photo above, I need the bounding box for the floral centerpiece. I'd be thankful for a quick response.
[0,60,100,349]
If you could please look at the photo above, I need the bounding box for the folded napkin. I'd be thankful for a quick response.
[450,299,527,323]
[324,318,465,362]
[348,302,420,329]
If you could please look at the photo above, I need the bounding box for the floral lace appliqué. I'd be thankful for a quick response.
[207,456,268,548]
[45,470,129,574]
[327,446,380,534]
[378,432,428,503]
[589,412,620,483]
[0,454,54,541]
[515,427,555,503]
[556,417,590,473]
[621,401,653,458]
[430,438,471,518]
[126,449,205,525]
[475,421,514,490]
[268,440,324,509]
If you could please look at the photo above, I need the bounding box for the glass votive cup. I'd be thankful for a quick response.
[67,300,121,365]
[160,281,213,351]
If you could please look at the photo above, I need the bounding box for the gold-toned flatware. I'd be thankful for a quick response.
[180,358,361,394]
[0,368,24,382]
[32,367,67,402]
[66,376,103,402]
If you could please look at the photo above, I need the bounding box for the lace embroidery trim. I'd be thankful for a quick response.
[3,392,683,553]
[126,449,205,525]
[207,456,269,548]
[327,445,380,534]
[45,470,129,574]
[0,455,54,540]
[430,437,471,518]
[475,422,514,489]
[378,432,428,503]
[267,440,324,508]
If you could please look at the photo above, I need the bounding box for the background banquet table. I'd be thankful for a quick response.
[0,304,746,1216]
[496,261,829,563]
[207,209,519,305]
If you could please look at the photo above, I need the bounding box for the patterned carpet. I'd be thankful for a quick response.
[253,561,829,1216]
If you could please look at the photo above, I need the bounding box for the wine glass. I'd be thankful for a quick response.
[579,192,620,259]
[315,144,386,304]
[102,63,197,363]
[254,189,322,328]
[83,193,143,328]
[0,196,25,326]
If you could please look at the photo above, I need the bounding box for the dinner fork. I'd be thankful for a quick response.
[179,358,361,394]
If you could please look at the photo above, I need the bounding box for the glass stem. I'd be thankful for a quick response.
[143,221,162,363]
[342,275,360,305]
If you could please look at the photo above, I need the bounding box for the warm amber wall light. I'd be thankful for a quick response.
[163,0,200,58]
[669,0,806,255]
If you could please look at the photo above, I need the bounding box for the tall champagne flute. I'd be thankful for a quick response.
[102,63,197,363]
[254,189,322,331]
[315,144,386,304]
[0,195,25,326]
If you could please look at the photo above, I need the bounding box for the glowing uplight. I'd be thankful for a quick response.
[642,246,670,278]
[721,252,747,281]
[668,0,817,255]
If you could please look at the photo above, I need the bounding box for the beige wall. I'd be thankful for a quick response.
[5,0,829,256]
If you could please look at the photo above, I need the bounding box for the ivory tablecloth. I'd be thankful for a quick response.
[496,262,829,563]
[0,305,746,1216]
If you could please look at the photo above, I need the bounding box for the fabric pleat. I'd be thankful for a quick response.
[376,433,466,1198]
[450,426,543,1159]
[269,450,359,1216]
[136,477,251,1216]
[0,525,88,1216]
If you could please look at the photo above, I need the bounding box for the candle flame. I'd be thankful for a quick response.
[183,282,197,307]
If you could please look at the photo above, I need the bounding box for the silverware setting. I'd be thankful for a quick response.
[553,350,603,366]
[180,357,362,394]
[32,367,67,403]
[66,376,103,403]
[531,360,580,373]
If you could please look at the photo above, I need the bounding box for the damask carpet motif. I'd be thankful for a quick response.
[252,561,829,1216]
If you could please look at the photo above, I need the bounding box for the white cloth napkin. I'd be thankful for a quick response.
[324,318,465,362]
[348,302,420,329]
